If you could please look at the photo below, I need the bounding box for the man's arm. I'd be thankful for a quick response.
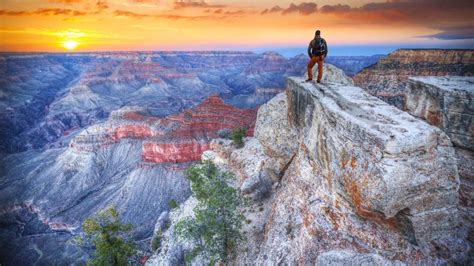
[323,39,328,58]
[307,41,313,58]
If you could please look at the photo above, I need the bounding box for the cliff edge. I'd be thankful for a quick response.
[353,49,474,109]
[147,65,469,265]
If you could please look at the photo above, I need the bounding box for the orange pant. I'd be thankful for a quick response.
[307,55,323,81]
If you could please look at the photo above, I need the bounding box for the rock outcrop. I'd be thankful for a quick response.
[405,76,474,244]
[149,68,469,265]
[353,49,474,109]
[406,76,473,150]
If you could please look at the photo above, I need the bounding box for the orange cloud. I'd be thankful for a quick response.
[262,2,317,16]
[112,9,227,20]
[319,4,350,14]
[48,0,83,4]
[95,1,108,12]
[0,8,87,16]
[174,0,225,9]
[259,0,473,40]
[112,10,148,18]
[311,0,473,27]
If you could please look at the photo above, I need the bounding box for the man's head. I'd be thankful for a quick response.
[315,30,321,38]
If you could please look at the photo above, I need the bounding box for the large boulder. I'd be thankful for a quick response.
[286,76,461,244]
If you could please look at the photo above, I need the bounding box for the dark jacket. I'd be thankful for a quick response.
[308,38,328,58]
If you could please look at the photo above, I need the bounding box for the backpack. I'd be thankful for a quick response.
[311,38,326,56]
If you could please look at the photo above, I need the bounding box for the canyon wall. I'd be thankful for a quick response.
[0,94,256,265]
[149,66,470,265]
[405,76,473,244]
[353,49,474,109]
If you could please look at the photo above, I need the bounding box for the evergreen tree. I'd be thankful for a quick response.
[175,160,246,264]
[78,207,137,266]
[231,126,247,148]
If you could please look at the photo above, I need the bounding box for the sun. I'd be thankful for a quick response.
[62,40,78,50]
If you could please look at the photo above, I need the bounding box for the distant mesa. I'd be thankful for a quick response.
[353,48,474,109]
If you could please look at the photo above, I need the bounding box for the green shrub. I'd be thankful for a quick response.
[174,160,246,264]
[231,126,247,148]
[151,231,162,252]
[76,207,136,266]
[168,199,178,209]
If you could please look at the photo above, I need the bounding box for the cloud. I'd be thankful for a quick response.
[262,2,317,15]
[0,10,29,16]
[210,8,247,15]
[112,9,221,20]
[48,0,83,4]
[260,0,473,26]
[95,1,108,12]
[128,0,160,2]
[283,3,317,15]
[113,10,149,18]
[340,0,473,24]
[419,26,474,40]
[0,0,109,17]
[260,5,283,15]
[319,4,351,13]
[0,8,87,16]
[173,0,225,9]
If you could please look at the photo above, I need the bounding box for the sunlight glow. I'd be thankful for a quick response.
[63,40,78,50]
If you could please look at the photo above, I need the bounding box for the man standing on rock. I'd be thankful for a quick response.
[306,30,328,83]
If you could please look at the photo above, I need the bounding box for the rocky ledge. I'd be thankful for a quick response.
[148,65,470,265]
[406,76,473,245]
[353,49,474,109]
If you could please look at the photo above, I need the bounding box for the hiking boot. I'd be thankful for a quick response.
[305,79,313,82]
[317,80,321,83]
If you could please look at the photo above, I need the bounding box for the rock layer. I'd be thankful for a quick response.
[353,49,474,109]
[406,76,474,150]
[405,76,474,245]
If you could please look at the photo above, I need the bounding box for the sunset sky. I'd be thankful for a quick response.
[1,0,473,55]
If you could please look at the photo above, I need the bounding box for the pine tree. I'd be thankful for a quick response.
[231,126,247,148]
[175,160,246,264]
[78,207,137,266]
